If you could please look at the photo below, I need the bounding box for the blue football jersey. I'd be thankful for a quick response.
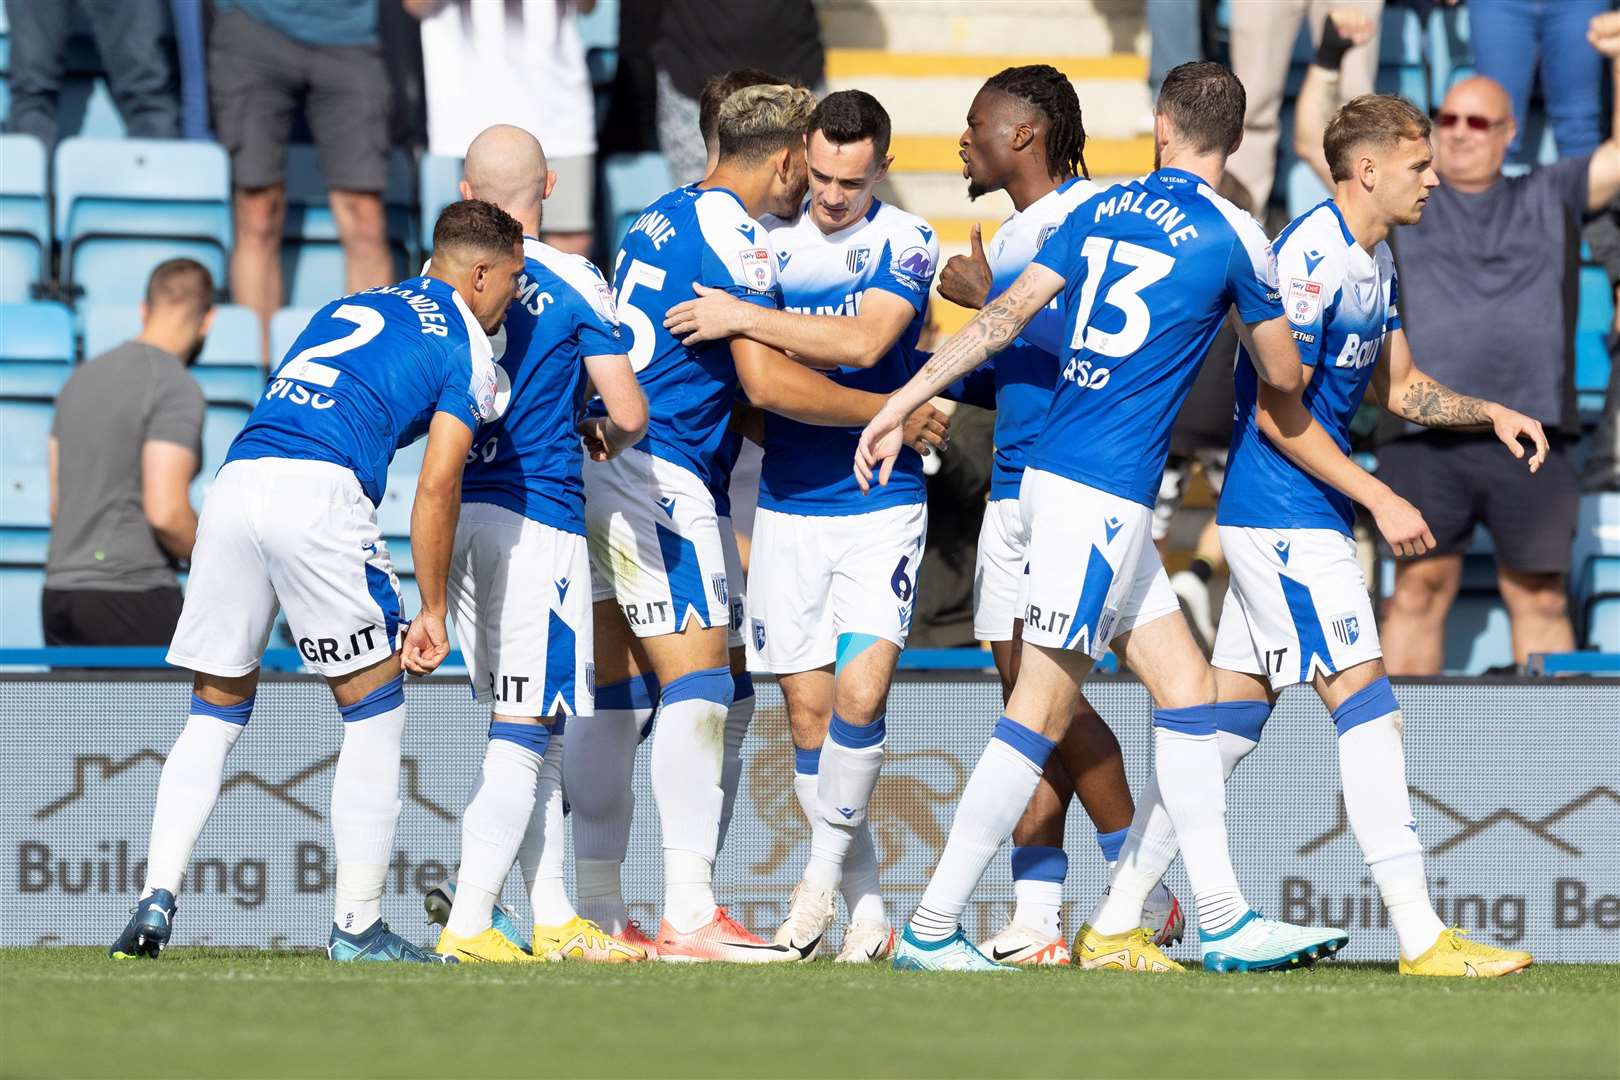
[1027,168,1282,506]
[461,237,625,536]
[613,184,782,490]
[1220,201,1401,535]
[227,276,499,504]
[978,176,1100,499]
[757,199,939,515]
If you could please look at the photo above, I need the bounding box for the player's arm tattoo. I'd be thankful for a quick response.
[915,271,1040,389]
[1396,377,1493,428]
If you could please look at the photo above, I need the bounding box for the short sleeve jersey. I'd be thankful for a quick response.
[757,199,939,515]
[613,184,782,489]
[1220,201,1400,535]
[980,176,1101,499]
[461,237,625,536]
[1027,168,1282,506]
[226,276,499,504]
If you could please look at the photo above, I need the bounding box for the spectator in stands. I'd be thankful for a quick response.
[410,0,599,256]
[42,259,212,647]
[1147,0,1204,99]
[652,0,824,184]
[1379,13,1620,674]
[1583,204,1620,493]
[1226,0,1383,215]
[1292,9,1376,190]
[208,0,394,357]
[3,0,180,148]
[1470,0,1611,163]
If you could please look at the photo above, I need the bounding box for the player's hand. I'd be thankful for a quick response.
[664,283,749,345]
[1588,10,1620,59]
[1485,402,1549,473]
[1372,491,1436,559]
[902,401,950,457]
[578,417,616,462]
[936,223,992,309]
[401,610,451,675]
[855,398,909,493]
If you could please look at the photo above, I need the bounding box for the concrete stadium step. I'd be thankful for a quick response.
[820,0,1145,57]
[826,50,1151,141]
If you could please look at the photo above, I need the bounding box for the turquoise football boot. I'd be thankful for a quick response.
[892,926,1016,972]
[109,889,177,959]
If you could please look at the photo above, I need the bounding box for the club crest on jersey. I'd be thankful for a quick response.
[585,662,596,697]
[1036,223,1059,250]
[846,246,871,275]
[1331,614,1360,646]
[753,619,766,650]
[739,247,773,291]
[1287,277,1322,326]
[711,572,729,607]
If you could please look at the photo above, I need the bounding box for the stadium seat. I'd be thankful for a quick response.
[1427,5,1474,104]
[0,401,54,560]
[0,133,48,302]
[603,152,674,254]
[191,403,250,505]
[0,302,73,398]
[1444,593,1514,674]
[281,146,416,306]
[1576,266,1612,416]
[269,306,320,366]
[418,154,462,254]
[1587,596,1620,652]
[375,435,426,537]
[0,565,44,647]
[82,303,266,406]
[54,137,231,304]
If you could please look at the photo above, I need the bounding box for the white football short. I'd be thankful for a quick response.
[719,514,747,652]
[1212,525,1382,690]
[448,502,593,717]
[1017,469,1180,659]
[974,496,1029,642]
[747,501,927,674]
[585,447,730,638]
[167,458,405,678]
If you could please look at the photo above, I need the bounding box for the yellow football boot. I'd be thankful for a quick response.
[1399,929,1532,977]
[435,926,541,963]
[533,916,649,963]
[1073,923,1184,972]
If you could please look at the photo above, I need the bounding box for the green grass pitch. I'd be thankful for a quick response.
[2,949,1616,1079]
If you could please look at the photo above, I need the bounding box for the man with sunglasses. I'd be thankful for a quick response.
[1379,11,1620,674]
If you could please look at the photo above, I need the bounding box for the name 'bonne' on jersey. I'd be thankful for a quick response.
[1220,200,1401,535]
[613,183,783,490]
[226,276,499,504]
[1026,167,1282,506]
[461,237,625,537]
[973,175,1100,499]
[758,198,939,515]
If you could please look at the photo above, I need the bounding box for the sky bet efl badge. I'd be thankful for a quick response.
[739,247,773,291]
[1287,276,1322,326]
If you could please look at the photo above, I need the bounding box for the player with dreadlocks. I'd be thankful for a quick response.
[934,64,1185,966]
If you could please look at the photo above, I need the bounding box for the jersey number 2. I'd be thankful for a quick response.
[275,304,386,385]
[1068,237,1175,360]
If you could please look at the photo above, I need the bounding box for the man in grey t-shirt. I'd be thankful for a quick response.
[1380,20,1620,674]
[44,260,215,645]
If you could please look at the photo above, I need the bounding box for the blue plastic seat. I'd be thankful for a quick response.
[282,146,415,306]
[190,403,250,506]
[375,435,425,537]
[0,565,45,648]
[418,154,462,255]
[0,302,74,398]
[0,400,54,543]
[55,137,231,304]
[269,306,320,366]
[0,133,49,302]
[604,152,674,254]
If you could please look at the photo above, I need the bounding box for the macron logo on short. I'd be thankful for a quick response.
[1103,516,1123,544]
[556,578,570,603]
[1273,539,1291,565]
[656,496,677,518]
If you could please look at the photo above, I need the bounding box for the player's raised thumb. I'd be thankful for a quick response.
[970,223,986,262]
